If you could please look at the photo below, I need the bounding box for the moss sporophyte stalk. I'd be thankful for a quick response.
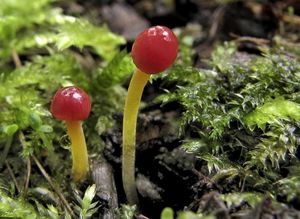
[50,86,91,181]
[122,26,178,204]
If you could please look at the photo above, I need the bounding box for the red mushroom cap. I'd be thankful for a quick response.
[132,26,178,74]
[50,86,91,121]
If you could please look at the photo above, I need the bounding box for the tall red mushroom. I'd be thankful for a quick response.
[51,86,91,181]
[122,26,178,204]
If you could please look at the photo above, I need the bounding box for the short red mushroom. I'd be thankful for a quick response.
[122,26,178,204]
[50,86,91,181]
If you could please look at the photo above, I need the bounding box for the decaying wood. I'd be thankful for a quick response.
[91,158,118,219]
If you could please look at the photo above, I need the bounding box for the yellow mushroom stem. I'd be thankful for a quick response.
[122,68,150,204]
[65,120,89,181]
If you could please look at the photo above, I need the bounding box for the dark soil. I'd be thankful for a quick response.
[101,104,206,218]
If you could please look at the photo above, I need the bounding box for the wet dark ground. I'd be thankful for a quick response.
[102,104,203,217]
[65,0,286,54]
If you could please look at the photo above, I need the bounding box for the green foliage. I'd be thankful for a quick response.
[244,97,300,130]
[211,42,237,72]
[0,0,130,153]
[56,19,125,61]
[160,207,215,219]
[74,184,99,219]
[158,42,300,206]
[92,50,134,116]
[221,192,264,208]
[118,204,137,219]
[164,43,300,139]
[0,0,52,49]
[0,0,124,60]
[87,50,133,144]
[95,50,135,88]
[276,162,300,201]
[0,190,60,218]
[177,212,215,219]
[0,0,131,217]
[161,207,174,219]
[245,125,299,170]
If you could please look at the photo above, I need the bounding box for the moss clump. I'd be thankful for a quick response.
[158,42,300,212]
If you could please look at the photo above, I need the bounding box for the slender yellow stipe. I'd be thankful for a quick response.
[122,69,150,204]
[65,121,89,181]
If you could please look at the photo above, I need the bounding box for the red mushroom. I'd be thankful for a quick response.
[122,26,178,204]
[51,86,91,181]
[132,25,178,74]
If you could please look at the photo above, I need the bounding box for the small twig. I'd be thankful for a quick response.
[230,34,270,46]
[0,136,13,168]
[18,131,32,196]
[192,168,222,191]
[11,48,22,68]
[5,160,21,193]
[275,38,300,49]
[32,155,74,216]
[282,14,300,26]
[91,159,118,219]
[23,158,32,197]
[18,131,74,216]
[240,176,246,193]
[208,6,226,41]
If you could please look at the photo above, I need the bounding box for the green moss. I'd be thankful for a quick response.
[158,42,300,206]
[56,19,125,61]
[0,190,58,219]
[244,97,300,129]
[221,192,264,208]
[0,1,132,217]
[0,0,124,60]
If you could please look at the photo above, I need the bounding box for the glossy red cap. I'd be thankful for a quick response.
[50,86,91,121]
[132,26,178,74]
